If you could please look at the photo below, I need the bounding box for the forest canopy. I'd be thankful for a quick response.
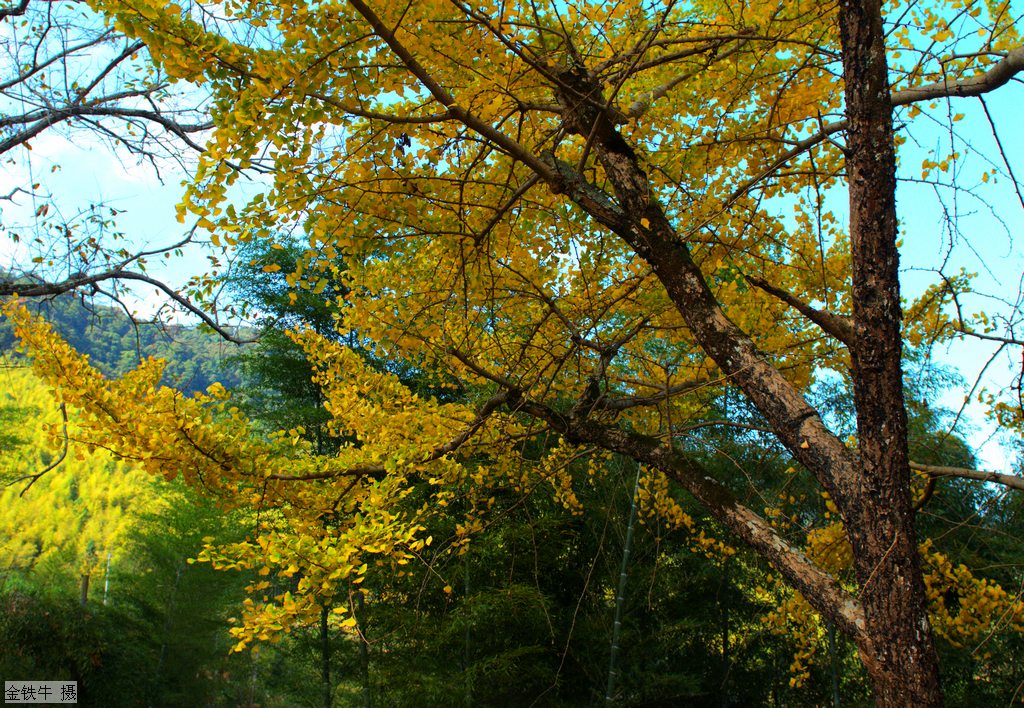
[3,0,1024,704]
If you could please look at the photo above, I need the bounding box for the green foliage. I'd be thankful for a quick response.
[311,454,816,706]
[0,346,262,705]
[0,395,28,452]
[223,238,341,448]
[110,485,257,707]
[3,263,1022,704]
[0,484,265,708]
[0,590,155,706]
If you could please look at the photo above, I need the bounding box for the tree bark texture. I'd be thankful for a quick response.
[320,603,332,708]
[836,0,943,703]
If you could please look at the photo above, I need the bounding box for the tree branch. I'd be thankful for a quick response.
[0,0,28,20]
[0,30,117,92]
[746,275,855,346]
[724,44,1024,208]
[891,46,1024,105]
[1,270,256,344]
[307,93,454,125]
[512,391,868,642]
[8,402,68,497]
[596,378,712,411]
[910,462,1024,492]
[955,327,1024,347]
[624,40,752,119]
[345,0,561,185]
[0,105,212,155]
[268,391,511,481]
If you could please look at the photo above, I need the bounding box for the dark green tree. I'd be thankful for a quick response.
[111,486,255,707]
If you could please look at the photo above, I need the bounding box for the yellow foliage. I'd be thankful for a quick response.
[636,469,734,559]
[921,540,1024,647]
[4,302,504,647]
[766,520,1024,687]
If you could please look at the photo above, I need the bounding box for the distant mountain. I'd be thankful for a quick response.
[0,293,250,395]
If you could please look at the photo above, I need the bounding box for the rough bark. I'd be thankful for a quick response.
[836,0,943,703]
[536,39,875,643]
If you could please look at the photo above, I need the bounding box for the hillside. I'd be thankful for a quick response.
[0,292,247,395]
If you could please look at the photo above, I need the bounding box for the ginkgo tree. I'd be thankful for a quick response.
[4,0,1024,703]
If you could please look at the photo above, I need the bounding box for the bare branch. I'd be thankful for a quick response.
[1,270,256,344]
[955,328,1024,347]
[0,30,117,92]
[0,105,212,155]
[0,0,28,20]
[978,95,1024,211]
[910,462,1024,493]
[7,402,68,497]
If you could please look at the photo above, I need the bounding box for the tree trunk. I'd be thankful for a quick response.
[828,622,841,708]
[356,591,370,708]
[604,461,641,705]
[463,554,472,708]
[836,0,943,704]
[320,603,332,708]
[719,561,732,708]
[354,0,949,701]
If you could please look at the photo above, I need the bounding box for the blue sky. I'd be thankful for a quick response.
[894,83,1024,470]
